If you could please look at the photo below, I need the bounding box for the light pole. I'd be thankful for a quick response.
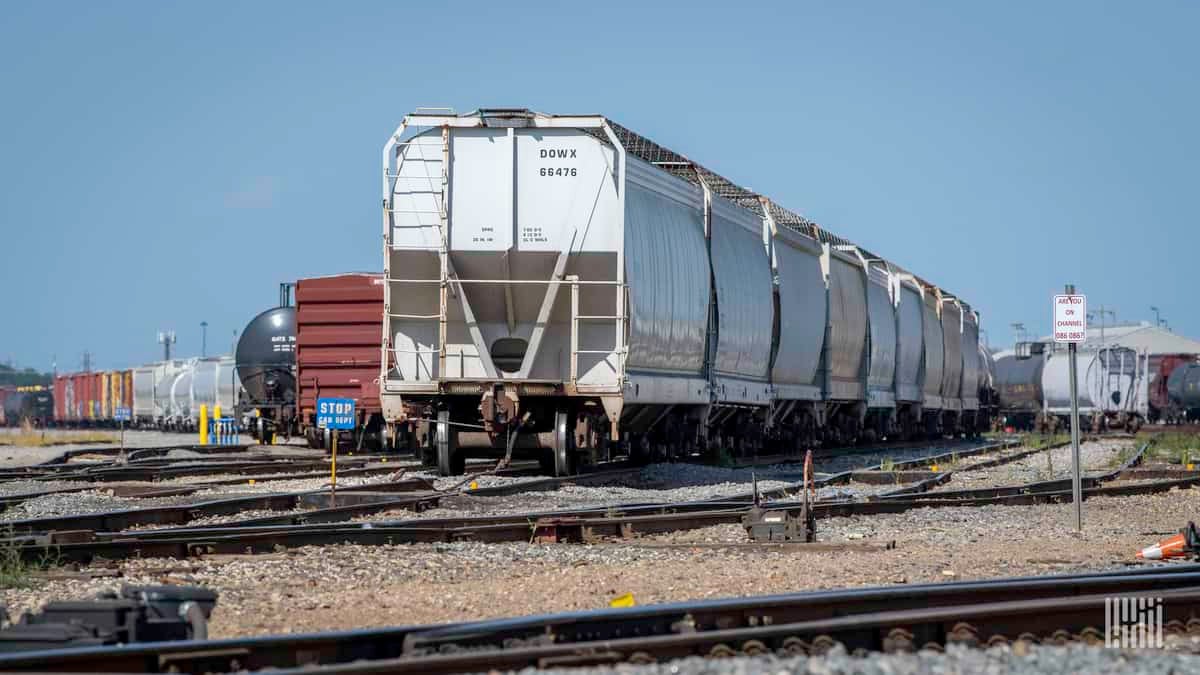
[200,321,209,357]
[1151,306,1161,328]
[1010,322,1026,346]
[157,331,176,361]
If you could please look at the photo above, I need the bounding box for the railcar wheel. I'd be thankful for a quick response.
[552,410,576,477]
[436,410,463,476]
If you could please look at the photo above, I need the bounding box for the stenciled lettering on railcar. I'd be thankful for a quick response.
[538,147,578,178]
[471,225,496,244]
[521,225,549,244]
[270,335,297,353]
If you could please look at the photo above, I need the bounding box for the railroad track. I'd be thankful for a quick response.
[5,438,1166,563]
[0,438,1012,533]
[4,564,1200,673]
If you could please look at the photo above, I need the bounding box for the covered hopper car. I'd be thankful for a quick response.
[379,109,994,475]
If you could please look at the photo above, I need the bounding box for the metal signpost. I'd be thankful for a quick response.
[114,406,131,457]
[1053,287,1087,530]
[316,398,355,506]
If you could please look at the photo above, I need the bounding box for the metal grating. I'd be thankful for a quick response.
[462,110,954,301]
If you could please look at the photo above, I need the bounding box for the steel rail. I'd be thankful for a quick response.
[18,466,1198,565]
[283,587,1200,673]
[4,565,1200,673]
[0,481,438,536]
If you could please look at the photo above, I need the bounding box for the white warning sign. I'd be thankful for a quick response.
[1053,294,1087,344]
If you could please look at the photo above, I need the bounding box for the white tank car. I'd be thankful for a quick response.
[161,356,240,430]
[380,109,986,475]
[132,360,188,426]
[1041,345,1148,430]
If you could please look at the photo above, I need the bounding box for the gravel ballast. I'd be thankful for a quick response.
[8,482,1200,639]
[512,643,1200,675]
[931,439,1132,493]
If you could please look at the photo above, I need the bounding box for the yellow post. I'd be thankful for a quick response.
[330,429,338,507]
[213,405,222,446]
[199,404,209,445]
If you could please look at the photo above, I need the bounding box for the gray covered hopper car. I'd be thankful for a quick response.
[380,109,991,475]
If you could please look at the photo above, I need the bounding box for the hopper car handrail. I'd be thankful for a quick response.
[382,277,627,285]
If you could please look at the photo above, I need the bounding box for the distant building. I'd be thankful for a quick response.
[1035,321,1200,356]
[991,321,1200,362]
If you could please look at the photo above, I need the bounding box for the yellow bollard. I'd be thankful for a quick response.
[213,405,222,445]
[199,405,209,446]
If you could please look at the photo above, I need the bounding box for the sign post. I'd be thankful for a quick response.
[114,406,131,460]
[1053,287,1087,531]
[316,398,356,508]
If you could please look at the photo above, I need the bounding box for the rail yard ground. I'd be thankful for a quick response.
[2,430,1200,673]
[0,428,201,466]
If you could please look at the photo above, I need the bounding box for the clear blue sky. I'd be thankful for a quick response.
[2,1,1196,372]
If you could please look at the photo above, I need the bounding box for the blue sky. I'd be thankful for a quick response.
[1,1,1196,372]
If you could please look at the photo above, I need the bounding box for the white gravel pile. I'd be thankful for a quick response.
[170,471,410,495]
[934,439,1131,492]
[0,479,91,499]
[0,490,203,522]
[809,442,996,475]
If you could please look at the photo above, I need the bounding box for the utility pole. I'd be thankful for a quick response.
[1151,306,1162,328]
[1010,322,1026,346]
[232,329,239,356]
[82,351,92,373]
[200,321,209,358]
[1088,306,1115,348]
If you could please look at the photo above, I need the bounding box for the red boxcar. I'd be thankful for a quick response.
[53,375,68,423]
[72,372,95,423]
[295,273,385,448]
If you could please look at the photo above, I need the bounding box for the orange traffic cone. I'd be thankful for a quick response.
[1137,522,1200,560]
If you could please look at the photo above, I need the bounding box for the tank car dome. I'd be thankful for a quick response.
[235,306,297,405]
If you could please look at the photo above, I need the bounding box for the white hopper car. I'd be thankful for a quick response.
[380,109,992,475]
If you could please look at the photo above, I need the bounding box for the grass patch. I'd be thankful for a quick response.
[1107,444,1139,469]
[1019,433,1069,450]
[1145,432,1200,464]
[0,425,117,447]
[880,457,895,473]
[0,527,59,590]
